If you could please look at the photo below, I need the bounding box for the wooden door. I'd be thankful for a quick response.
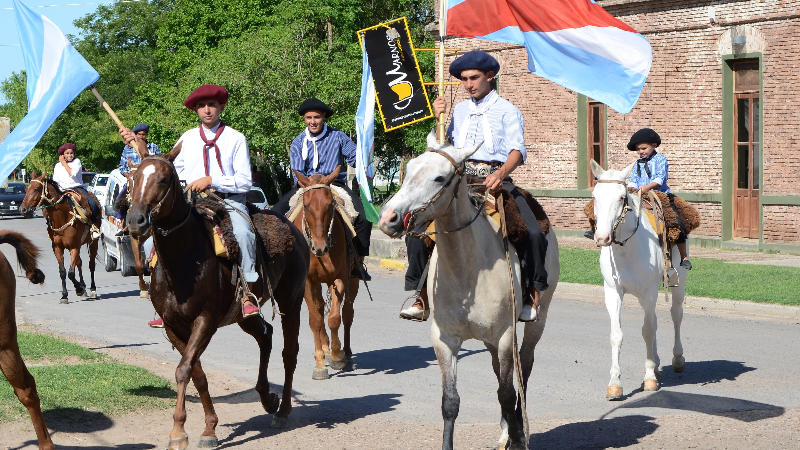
[587,102,606,187]
[733,93,760,239]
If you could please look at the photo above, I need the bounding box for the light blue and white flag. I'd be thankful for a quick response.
[0,0,100,181]
[355,43,379,223]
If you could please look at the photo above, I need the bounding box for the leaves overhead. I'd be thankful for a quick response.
[0,0,438,196]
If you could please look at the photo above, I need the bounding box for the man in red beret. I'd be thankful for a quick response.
[121,84,259,327]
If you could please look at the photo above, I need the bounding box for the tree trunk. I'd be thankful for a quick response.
[326,19,334,53]
[398,146,413,186]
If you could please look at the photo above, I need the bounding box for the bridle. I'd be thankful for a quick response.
[595,179,641,246]
[297,184,336,256]
[29,179,67,211]
[404,147,485,238]
[139,158,191,237]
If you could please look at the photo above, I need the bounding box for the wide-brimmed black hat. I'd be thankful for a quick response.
[449,50,500,78]
[627,128,661,151]
[298,98,334,118]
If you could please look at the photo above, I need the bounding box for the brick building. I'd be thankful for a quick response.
[437,0,800,252]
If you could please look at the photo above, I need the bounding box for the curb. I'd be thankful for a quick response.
[555,282,800,321]
[365,256,407,270]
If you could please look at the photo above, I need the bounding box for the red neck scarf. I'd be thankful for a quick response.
[200,122,226,176]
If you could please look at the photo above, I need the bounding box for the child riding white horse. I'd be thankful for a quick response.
[590,160,687,400]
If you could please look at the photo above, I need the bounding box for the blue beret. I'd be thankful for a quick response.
[627,128,661,151]
[132,123,150,133]
[448,50,500,78]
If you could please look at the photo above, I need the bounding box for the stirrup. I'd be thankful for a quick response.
[399,294,429,322]
[667,267,680,287]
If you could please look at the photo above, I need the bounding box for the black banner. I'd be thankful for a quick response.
[360,18,433,131]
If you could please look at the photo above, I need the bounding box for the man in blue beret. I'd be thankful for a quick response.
[119,123,162,174]
[400,50,547,322]
[271,98,372,280]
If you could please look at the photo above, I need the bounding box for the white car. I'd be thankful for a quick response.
[89,173,110,206]
[246,186,268,210]
[99,169,140,276]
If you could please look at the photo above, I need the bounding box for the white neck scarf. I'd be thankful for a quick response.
[302,124,327,169]
[457,90,498,153]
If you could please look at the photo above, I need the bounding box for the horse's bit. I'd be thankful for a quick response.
[298,184,336,256]
[595,179,641,246]
[405,148,485,238]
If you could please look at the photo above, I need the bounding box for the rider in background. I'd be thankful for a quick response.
[271,98,372,281]
[400,50,547,322]
[625,128,692,270]
[52,142,101,239]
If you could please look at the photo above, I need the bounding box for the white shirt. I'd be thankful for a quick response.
[53,158,83,189]
[173,122,252,194]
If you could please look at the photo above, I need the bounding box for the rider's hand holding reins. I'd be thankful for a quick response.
[484,169,504,194]
[186,176,213,193]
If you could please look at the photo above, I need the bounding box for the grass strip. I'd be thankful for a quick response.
[558,247,800,306]
[1,332,174,423]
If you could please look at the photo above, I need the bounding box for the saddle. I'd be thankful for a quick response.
[64,189,101,225]
[583,189,700,243]
[420,180,550,251]
[192,196,294,260]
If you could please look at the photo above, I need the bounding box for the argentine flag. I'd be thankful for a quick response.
[0,0,100,181]
[355,44,379,223]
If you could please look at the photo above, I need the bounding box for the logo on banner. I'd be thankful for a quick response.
[359,18,433,132]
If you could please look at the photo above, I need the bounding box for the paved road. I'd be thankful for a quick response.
[2,217,800,447]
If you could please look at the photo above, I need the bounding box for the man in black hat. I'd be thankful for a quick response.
[272,98,372,280]
[400,50,547,322]
[119,123,162,174]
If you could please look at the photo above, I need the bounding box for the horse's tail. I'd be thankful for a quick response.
[0,231,46,284]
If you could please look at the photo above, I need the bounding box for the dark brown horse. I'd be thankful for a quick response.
[0,231,53,450]
[125,146,309,449]
[19,174,100,303]
[292,167,359,380]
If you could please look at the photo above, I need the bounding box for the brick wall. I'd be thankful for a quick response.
[437,0,800,243]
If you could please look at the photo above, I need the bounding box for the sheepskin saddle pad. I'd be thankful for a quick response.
[286,184,358,230]
[583,189,700,243]
[192,196,294,261]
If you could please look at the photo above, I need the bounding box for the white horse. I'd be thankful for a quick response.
[379,132,560,450]
[590,160,687,400]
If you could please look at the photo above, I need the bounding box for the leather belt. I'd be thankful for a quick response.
[465,159,502,177]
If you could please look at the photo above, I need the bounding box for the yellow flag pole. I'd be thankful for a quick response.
[89,85,144,157]
[437,0,446,145]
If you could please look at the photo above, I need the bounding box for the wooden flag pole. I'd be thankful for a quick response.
[89,85,144,157]
[437,0,446,145]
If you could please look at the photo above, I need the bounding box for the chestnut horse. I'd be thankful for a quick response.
[19,174,99,303]
[126,146,309,449]
[292,166,359,380]
[0,231,53,450]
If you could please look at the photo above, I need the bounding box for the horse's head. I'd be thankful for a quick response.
[126,142,183,239]
[19,172,50,216]
[294,165,340,257]
[379,130,481,237]
[590,160,635,247]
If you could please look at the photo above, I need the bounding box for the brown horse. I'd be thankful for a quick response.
[19,174,99,303]
[292,166,359,380]
[125,146,309,449]
[0,231,53,450]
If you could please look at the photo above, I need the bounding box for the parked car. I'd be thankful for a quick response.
[0,182,33,218]
[89,173,110,206]
[81,171,96,188]
[247,186,268,210]
[99,170,140,276]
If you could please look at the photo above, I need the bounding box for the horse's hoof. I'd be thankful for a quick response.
[60,298,69,304]
[140,290,149,298]
[76,289,86,297]
[90,290,97,299]
[342,358,356,372]
[606,385,623,400]
[197,436,218,448]
[265,393,280,415]
[329,357,346,371]
[271,416,289,429]
[672,356,686,373]
[312,368,330,380]
[643,379,659,392]
[165,434,189,450]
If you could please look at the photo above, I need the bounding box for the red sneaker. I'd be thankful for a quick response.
[242,300,260,318]
[148,317,164,328]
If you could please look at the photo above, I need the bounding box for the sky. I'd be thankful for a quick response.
[0,0,109,104]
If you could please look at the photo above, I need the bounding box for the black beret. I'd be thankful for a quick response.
[448,50,500,78]
[627,128,661,151]
[132,123,150,133]
[298,98,334,118]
